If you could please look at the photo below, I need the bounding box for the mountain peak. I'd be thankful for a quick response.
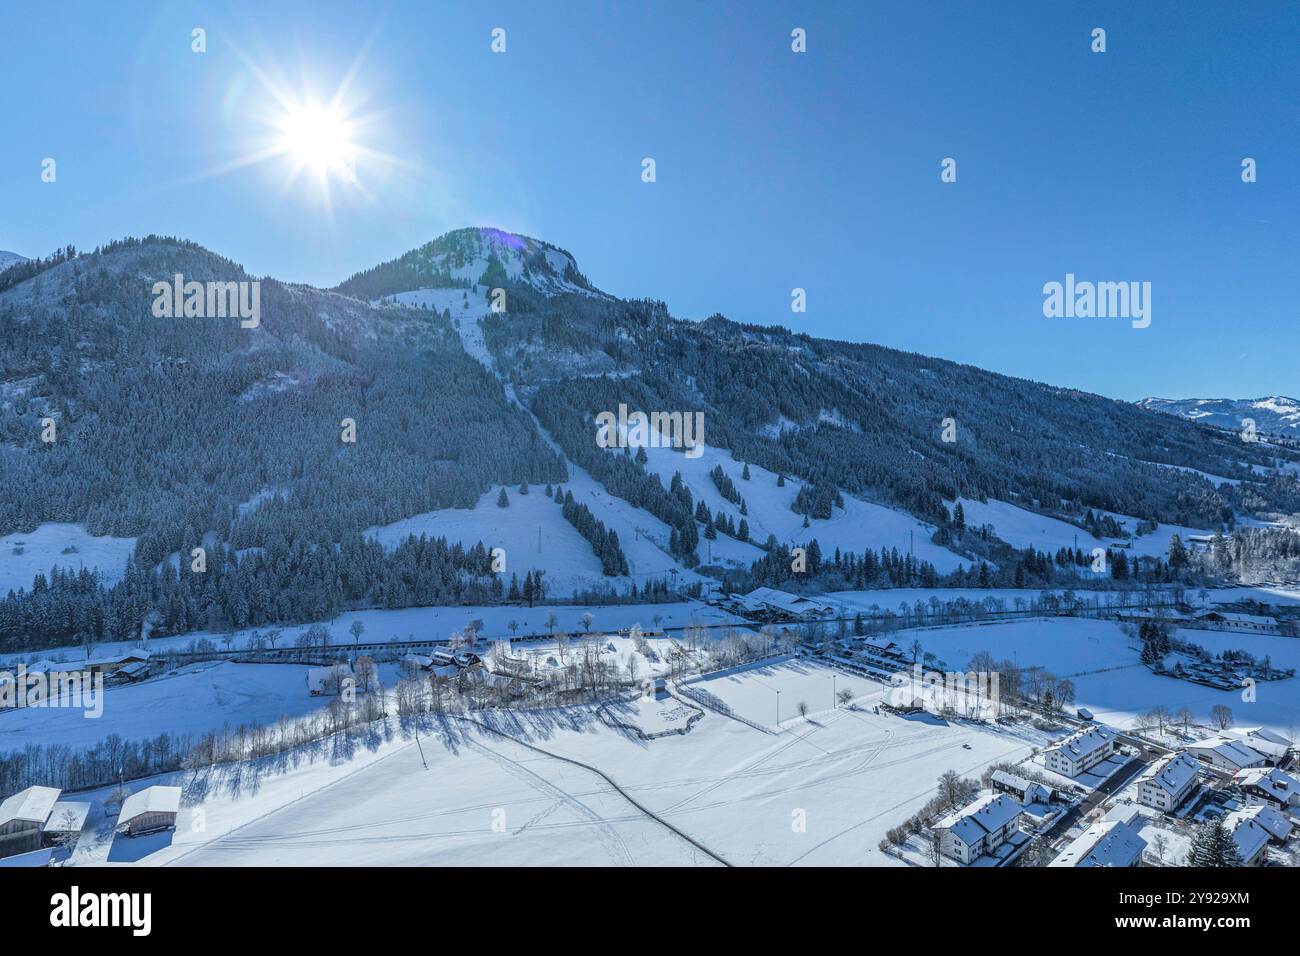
[335,226,605,302]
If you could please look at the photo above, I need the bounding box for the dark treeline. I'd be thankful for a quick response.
[0,533,544,653]
[554,486,630,576]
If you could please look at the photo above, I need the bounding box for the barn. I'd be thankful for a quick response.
[0,786,62,858]
[118,785,182,836]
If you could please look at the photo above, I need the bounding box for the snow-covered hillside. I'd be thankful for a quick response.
[0,251,25,273]
[0,523,137,594]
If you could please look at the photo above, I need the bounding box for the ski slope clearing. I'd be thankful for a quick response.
[68,675,1048,866]
[365,486,608,595]
[952,497,1214,561]
[621,434,965,573]
[0,662,334,755]
[0,523,137,595]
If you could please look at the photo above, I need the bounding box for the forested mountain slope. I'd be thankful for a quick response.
[0,236,564,568]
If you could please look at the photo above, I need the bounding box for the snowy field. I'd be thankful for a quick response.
[66,672,1050,867]
[683,656,853,729]
[0,661,349,754]
[896,617,1300,739]
[0,523,136,595]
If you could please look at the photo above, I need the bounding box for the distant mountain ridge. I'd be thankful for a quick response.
[1137,396,1300,438]
[0,251,27,273]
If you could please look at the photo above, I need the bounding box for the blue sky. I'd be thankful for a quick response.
[2,1,1296,401]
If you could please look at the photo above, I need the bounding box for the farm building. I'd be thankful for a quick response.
[82,650,151,676]
[118,785,182,836]
[737,587,836,621]
[42,801,91,846]
[0,786,61,858]
[1185,736,1266,773]
[1193,610,1278,633]
[1225,727,1292,765]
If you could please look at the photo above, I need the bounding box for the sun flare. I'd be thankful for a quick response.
[277,101,356,180]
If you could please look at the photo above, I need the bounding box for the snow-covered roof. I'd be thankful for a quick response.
[1235,766,1298,803]
[42,801,91,833]
[0,786,61,828]
[933,793,1022,846]
[1139,751,1200,797]
[1227,727,1292,759]
[741,587,834,615]
[1102,801,1143,827]
[82,650,151,668]
[1227,804,1292,842]
[862,637,898,652]
[1186,736,1266,769]
[119,785,181,823]
[1195,610,1276,626]
[1049,726,1114,762]
[1050,819,1146,867]
[1228,817,1270,862]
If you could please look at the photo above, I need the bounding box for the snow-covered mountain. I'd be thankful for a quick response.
[1137,396,1300,438]
[335,226,606,302]
[0,250,26,273]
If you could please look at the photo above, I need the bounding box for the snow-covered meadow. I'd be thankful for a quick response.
[0,523,136,595]
[65,660,1051,867]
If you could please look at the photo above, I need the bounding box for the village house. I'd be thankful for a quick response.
[1044,726,1116,778]
[1185,736,1267,774]
[1049,811,1147,867]
[1136,751,1200,813]
[0,785,61,858]
[1226,804,1292,845]
[932,792,1024,865]
[118,785,182,836]
[1233,766,1300,809]
[990,770,1056,806]
[1225,814,1271,866]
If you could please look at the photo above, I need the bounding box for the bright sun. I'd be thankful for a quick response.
[278,102,356,180]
